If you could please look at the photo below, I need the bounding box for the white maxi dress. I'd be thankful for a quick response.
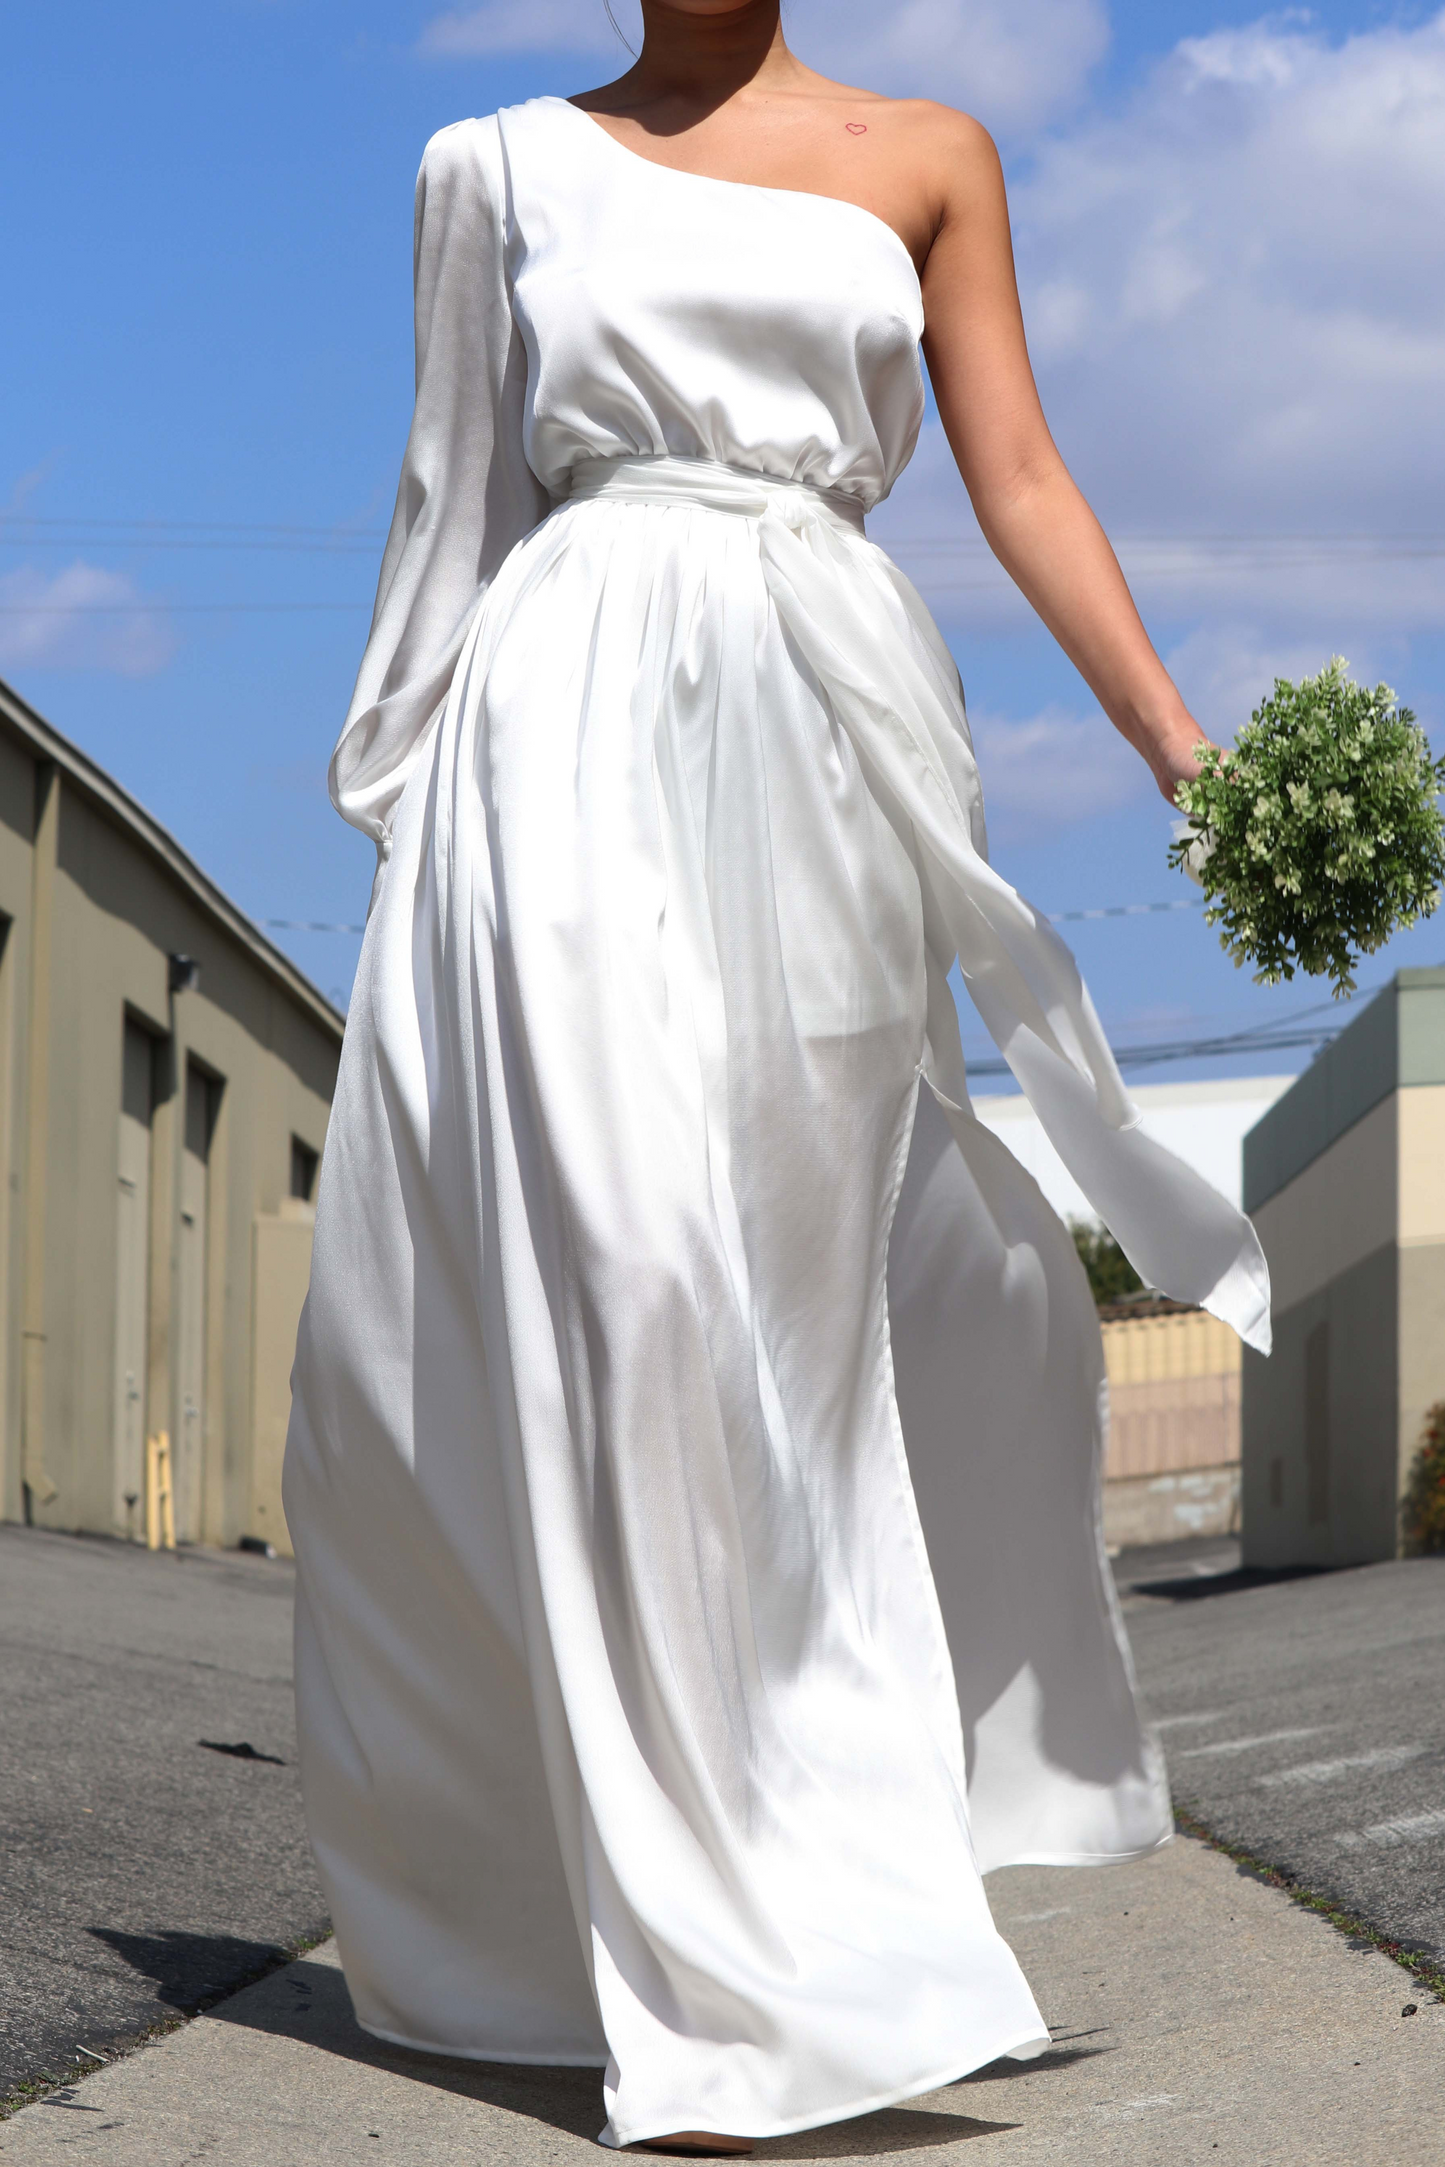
[284,96,1271,2150]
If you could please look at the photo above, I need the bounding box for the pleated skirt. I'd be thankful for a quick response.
[283,495,1167,2147]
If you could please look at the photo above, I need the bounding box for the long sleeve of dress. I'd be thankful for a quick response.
[329,118,549,876]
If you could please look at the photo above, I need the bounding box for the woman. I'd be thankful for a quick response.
[284,3,1270,2154]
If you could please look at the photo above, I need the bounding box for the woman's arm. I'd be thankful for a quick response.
[918,113,1206,805]
[330,120,549,878]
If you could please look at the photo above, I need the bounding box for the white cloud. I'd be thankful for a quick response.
[1162,624,1386,747]
[789,0,1108,134]
[872,421,1443,646]
[419,0,623,58]
[1012,13,1445,564]
[883,526,1445,640]
[0,563,174,677]
[418,0,1108,132]
[967,700,1149,840]
[865,14,1445,651]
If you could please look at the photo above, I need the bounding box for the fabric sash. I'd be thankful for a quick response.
[564,453,1271,1351]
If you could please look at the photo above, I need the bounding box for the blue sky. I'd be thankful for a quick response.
[4,1,1442,1076]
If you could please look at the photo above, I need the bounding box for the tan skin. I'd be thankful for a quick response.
[574,0,1213,817]
[572,3,1206,2154]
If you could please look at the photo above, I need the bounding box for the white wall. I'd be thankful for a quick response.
[972,1074,1295,1225]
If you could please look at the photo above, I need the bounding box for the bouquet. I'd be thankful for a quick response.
[1168,658,1445,997]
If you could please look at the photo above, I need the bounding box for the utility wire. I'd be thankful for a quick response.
[965,985,1366,1078]
[1048,897,1200,924]
[8,544,1437,609]
[0,536,384,555]
[0,514,388,538]
[267,918,367,933]
[262,899,1207,937]
[886,535,1445,554]
[267,916,1379,1072]
[0,601,367,614]
[5,513,1442,545]
[4,519,1443,574]
[967,1021,1341,1077]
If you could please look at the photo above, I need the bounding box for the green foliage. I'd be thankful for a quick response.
[1168,658,1445,997]
[1069,1220,1143,1306]
[1402,1402,1445,1556]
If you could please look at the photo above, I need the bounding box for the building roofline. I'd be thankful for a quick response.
[1243,967,1445,1212]
[0,675,346,1045]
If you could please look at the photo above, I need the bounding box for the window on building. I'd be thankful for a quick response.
[290,1135,319,1203]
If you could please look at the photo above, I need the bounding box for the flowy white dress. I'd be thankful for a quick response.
[284,95,1271,2149]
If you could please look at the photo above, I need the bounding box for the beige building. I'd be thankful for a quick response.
[0,674,342,1556]
[1100,1299,1242,1547]
[1241,967,1445,1566]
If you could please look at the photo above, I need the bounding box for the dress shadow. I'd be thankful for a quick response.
[208,1954,1027,2155]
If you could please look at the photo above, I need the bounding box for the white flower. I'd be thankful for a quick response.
[1171,816,1215,886]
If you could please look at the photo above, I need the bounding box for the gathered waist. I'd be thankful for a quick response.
[561,453,868,541]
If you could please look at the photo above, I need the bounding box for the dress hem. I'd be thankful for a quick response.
[356,2018,608,2069]
[981,1829,1173,1874]
[598,2020,1054,2149]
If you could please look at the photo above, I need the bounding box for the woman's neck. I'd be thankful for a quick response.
[605,1,800,120]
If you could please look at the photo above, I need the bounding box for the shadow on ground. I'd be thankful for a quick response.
[957,2038,1110,2079]
[210,1957,1024,2155]
[1123,1564,1327,1604]
[88,1927,295,2013]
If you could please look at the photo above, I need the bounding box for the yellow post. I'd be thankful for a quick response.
[145,1433,176,1551]
[158,1432,175,1551]
[145,1434,159,1549]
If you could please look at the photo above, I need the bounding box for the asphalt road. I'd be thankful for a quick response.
[0,1527,326,2105]
[2,1523,1441,2113]
[1120,1536,1445,1969]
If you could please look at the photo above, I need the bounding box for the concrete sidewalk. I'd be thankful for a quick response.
[2,1834,1439,2166]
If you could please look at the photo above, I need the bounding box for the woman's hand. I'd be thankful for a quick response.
[1145,719,1212,807]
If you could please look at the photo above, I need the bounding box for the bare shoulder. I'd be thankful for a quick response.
[801,84,1004,266]
[870,98,1004,208]
[865,96,994,153]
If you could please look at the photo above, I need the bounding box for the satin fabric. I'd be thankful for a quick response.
[285,96,1270,2148]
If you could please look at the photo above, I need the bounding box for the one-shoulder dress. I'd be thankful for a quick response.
[284,95,1270,2150]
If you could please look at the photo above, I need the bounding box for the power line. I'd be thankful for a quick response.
[966,1022,1340,1077]
[0,601,368,614]
[964,985,1364,1078]
[901,561,1445,596]
[886,534,1445,554]
[18,540,1436,576]
[266,918,366,934]
[6,512,1443,543]
[1048,898,1200,924]
[265,898,1206,938]
[0,514,388,538]
[0,536,383,555]
[5,515,1444,562]
[267,915,1382,1073]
